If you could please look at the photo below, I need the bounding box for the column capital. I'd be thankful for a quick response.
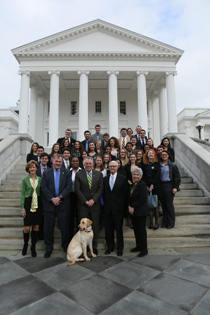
[77,70,90,76]
[107,71,119,76]
[48,70,60,76]
[18,70,30,76]
[165,71,177,77]
[136,71,148,76]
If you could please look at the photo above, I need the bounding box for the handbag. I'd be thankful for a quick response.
[147,192,158,208]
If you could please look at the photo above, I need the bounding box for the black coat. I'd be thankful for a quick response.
[103,173,128,216]
[142,162,161,195]
[129,180,149,217]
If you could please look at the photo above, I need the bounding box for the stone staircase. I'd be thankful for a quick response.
[0,156,210,252]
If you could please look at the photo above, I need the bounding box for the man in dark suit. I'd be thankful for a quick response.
[61,148,71,169]
[135,126,147,150]
[102,133,109,153]
[75,156,103,254]
[41,154,72,258]
[57,128,76,149]
[36,152,50,177]
[103,160,128,256]
[81,130,91,152]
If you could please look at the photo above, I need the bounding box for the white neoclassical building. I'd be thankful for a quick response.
[12,19,183,147]
[178,108,210,141]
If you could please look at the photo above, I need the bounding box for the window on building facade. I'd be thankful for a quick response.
[95,101,102,114]
[48,101,50,115]
[120,101,126,115]
[71,101,77,115]
[47,132,49,146]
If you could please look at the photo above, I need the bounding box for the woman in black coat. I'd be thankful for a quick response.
[128,167,150,257]
[159,150,181,229]
[142,149,161,229]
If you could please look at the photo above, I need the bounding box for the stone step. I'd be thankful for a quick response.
[13,165,26,170]
[10,169,27,175]
[180,177,193,183]
[0,185,22,192]
[0,236,210,251]
[176,190,203,197]
[2,179,22,185]
[175,205,210,215]
[0,205,208,217]
[122,225,210,238]
[7,174,26,180]
[176,215,210,225]
[1,214,210,228]
[127,237,210,249]
[0,239,105,251]
[0,199,20,207]
[0,192,21,199]
[1,224,210,239]
[0,208,21,216]
[180,183,198,190]
[174,197,209,205]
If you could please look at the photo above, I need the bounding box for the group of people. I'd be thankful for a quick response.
[21,124,181,258]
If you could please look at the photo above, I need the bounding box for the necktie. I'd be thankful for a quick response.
[122,138,125,149]
[66,160,69,169]
[88,172,92,189]
[55,170,60,197]
[44,167,46,171]
[110,175,114,190]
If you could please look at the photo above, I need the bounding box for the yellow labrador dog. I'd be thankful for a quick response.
[67,218,97,266]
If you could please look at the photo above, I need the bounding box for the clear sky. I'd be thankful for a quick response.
[1,0,210,113]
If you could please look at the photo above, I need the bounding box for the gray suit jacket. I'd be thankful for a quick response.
[75,169,103,212]
[90,133,103,143]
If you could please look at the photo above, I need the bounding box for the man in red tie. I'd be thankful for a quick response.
[36,152,50,177]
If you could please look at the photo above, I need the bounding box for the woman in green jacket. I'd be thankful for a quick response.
[21,160,42,257]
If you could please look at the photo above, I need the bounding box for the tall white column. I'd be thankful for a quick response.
[48,71,60,147]
[18,71,30,133]
[78,71,89,141]
[136,71,148,132]
[152,93,160,146]
[147,97,153,139]
[166,71,178,133]
[29,85,38,140]
[107,71,119,137]
[159,85,168,138]
[36,92,44,144]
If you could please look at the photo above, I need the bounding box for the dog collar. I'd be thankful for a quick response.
[80,228,91,233]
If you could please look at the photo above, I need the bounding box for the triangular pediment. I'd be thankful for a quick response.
[12,19,183,62]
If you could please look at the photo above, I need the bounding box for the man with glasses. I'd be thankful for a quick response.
[75,157,103,255]
[103,161,128,256]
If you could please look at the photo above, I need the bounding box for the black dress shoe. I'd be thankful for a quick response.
[153,224,159,230]
[130,247,141,253]
[138,250,148,257]
[166,225,174,229]
[44,251,52,258]
[149,225,153,229]
[117,251,123,256]
[93,248,98,255]
[105,249,112,255]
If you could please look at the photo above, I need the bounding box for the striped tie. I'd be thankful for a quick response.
[88,172,92,189]
[122,138,125,148]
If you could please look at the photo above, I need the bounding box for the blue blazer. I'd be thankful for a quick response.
[41,168,72,213]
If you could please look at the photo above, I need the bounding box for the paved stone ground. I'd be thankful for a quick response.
[0,248,210,314]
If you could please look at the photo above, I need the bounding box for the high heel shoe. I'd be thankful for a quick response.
[153,224,159,230]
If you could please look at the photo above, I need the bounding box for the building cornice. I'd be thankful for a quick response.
[12,19,183,64]
[14,51,180,62]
